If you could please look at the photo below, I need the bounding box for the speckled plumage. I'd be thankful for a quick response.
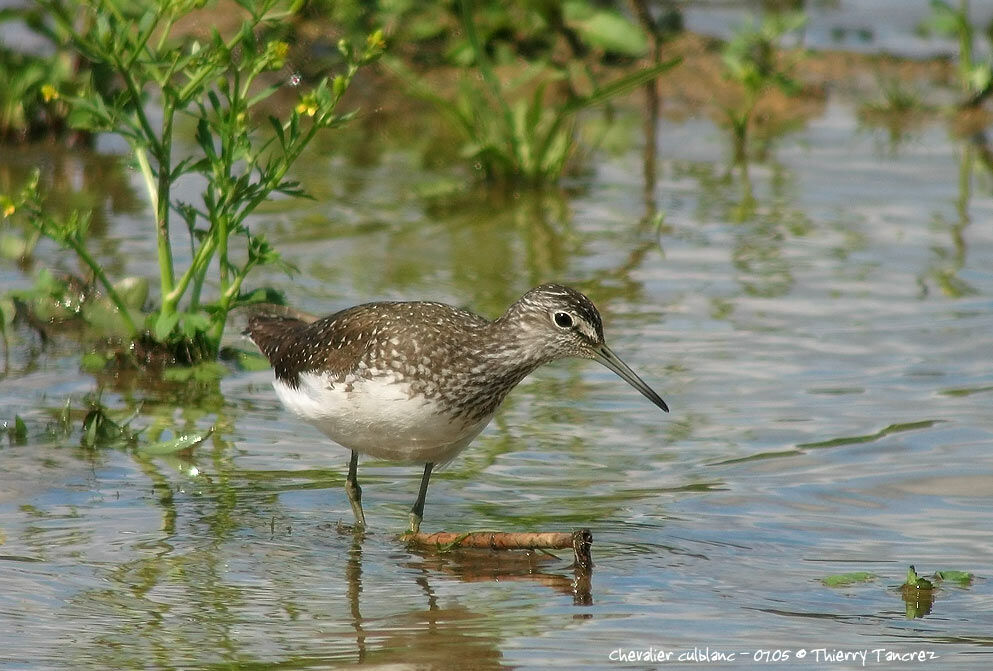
[244,283,668,530]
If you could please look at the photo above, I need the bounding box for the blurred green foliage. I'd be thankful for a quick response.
[0,7,87,142]
[382,0,680,183]
[923,0,993,105]
[720,12,805,160]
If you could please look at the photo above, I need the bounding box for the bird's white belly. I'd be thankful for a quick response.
[273,371,491,464]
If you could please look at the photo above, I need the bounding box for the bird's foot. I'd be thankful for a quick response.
[345,481,367,528]
[407,511,423,535]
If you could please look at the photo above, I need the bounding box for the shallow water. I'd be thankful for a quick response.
[4,13,993,671]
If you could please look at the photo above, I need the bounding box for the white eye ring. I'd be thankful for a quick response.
[553,312,574,328]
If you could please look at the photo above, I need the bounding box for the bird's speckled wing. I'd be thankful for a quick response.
[245,301,492,389]
[245,306,377,387]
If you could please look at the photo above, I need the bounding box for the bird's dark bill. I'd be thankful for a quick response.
[593,344,669,412]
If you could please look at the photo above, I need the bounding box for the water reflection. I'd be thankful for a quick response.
[16,440,597,668]
[920,134,980,298]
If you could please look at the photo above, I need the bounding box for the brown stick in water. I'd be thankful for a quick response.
[405,528,594,571]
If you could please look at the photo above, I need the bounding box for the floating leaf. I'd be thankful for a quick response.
[139,428,212,455]
[934,570,973,586]
[821,572,877,587]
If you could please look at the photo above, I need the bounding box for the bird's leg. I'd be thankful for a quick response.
[344,450,366,528]
[408,462,434,534]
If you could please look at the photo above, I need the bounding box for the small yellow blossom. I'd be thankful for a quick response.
[366,29,385,51]
[265,41,289,70]
[295,93,318,117]
[41,84,59,102]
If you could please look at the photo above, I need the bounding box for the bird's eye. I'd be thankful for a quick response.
[553,312,573,328]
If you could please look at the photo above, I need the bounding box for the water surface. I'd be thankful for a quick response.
[2,11,993,671]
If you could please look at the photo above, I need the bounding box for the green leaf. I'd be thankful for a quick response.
[902,565,934,590]
[934,570,973,586]
[236,350,271,371]
[139,428,212,455]
[12,415,28,444]
[81,406,135,448]
[267,115,285,148]
[33,267,62,296]
[82,298,135,337]
[0,233,29,260]
[566,57,681,113]
[162,361,227,383]
[927,0,964,36]
[0,296,15,327]
[540,127,572,175]
[232,286,286,308]
[154,311,180,341]
[58,398,71,433]
[180,311,211,339]
[80,351,109,373]
[195,117,215,160]
[563,0,648,57]
[112,276,149,310]
[821,572,876,587]
[967,64,992,94]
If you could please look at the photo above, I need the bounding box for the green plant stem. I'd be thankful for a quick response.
[134,146,158,212]
[206,259,254,350]
[957,0,973,89]
[64,234,139,337]
[166,233,217,308]
[35,0,376,358]
[154,106,177,318]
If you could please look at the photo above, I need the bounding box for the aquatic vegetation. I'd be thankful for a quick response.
[386,0,680,185]
[820,571,877,587]
[923,0,993,106]
[0,7,88,142]
[2,415,27,445]
[719,12,806,161]
[3,0,382,365]
[860,75,929,116]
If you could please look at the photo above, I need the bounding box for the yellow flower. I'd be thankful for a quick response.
[366,29,385,51]
[41,84,59,102]
[295,93,318,117]
[295,101,317,117]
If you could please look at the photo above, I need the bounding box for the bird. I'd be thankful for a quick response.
[244,283,668,533]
